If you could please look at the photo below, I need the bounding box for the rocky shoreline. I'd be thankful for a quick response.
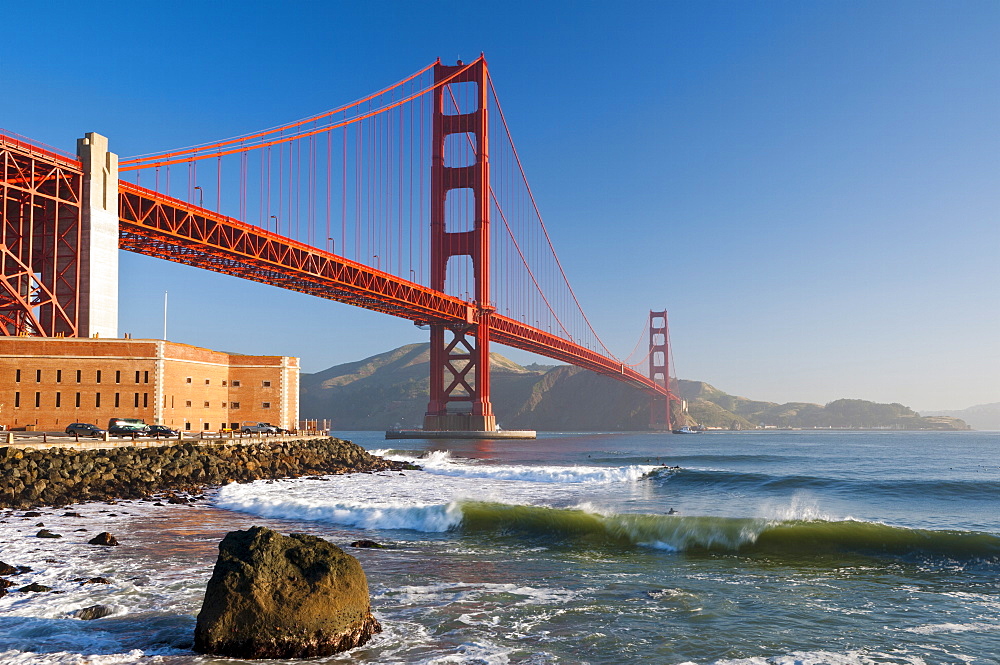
[0,438,414,510]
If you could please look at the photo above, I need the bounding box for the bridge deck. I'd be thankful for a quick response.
[119,182,666,396]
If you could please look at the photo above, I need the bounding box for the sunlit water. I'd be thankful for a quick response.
[0,430,997,664]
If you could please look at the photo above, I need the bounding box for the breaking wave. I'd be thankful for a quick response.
[373,449,661,484]
[215,487,1000,561]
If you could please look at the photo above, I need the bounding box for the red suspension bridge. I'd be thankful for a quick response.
[1,56,680,433]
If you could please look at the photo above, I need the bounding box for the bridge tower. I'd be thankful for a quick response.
[648,309,675,431]
[423,58,496,433]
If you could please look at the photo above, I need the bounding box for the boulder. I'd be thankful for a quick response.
[72,576,112,585]
[88,532,119,546]
[36,529,61,538]
[73,604,113,620]
[18,582,52,593]
[350,540,384,549]
[193,526,380,658]
[0,561,17,575]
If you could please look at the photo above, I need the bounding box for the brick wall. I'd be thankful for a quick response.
[0,338,298,431]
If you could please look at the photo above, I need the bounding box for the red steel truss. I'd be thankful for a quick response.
[0,133,83,337]
[5,55,677,414]
[119,181,474,324]
[117,181,665,397]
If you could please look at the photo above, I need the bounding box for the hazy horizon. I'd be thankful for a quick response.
[4,1,997,413]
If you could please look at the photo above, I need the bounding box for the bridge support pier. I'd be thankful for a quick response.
[77,133,119,339]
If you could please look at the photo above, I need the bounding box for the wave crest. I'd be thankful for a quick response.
[460,502,1000,560]
[216,488,464,532]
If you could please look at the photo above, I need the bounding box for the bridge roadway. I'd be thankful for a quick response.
[119,181,666,397]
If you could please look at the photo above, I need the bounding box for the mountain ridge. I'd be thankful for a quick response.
[300,344,970,431]
[922,402,1000,431]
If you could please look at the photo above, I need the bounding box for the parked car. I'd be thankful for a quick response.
[107,418,150,437]
[147,425,179,438]
[241,422,278,434]
[65,423,105,438]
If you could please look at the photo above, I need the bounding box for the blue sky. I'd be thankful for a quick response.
[3,1,997,412]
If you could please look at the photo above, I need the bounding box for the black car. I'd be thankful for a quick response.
[108,424,150,437]
[147,425,179,438]
[65,422,105,437]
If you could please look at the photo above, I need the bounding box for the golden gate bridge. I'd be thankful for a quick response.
[0,56,680,434]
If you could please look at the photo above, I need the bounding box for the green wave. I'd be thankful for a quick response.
[456,501,1000,560]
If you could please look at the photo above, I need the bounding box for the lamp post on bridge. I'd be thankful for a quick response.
[193,186,203,208]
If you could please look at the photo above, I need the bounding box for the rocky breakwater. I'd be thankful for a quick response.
[0,438,412,509]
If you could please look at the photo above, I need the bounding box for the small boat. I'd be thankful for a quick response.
[671,426,701,434]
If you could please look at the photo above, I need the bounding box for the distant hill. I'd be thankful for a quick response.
[300,344,647,431]
[300,344,970,431]
[922,403,1000,431]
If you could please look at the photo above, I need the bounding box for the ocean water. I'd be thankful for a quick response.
[0,430,998,664]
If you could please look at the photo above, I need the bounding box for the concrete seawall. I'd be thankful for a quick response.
[0,438,407,509]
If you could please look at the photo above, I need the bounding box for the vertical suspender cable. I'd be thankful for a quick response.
[342,119,347,258]
[326,130,332,252]
[277,142,283,235]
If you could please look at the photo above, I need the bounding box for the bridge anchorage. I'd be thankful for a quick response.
[1,55,680,439]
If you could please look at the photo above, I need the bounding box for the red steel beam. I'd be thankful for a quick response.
[488,314,666,395]
[119,182,475,325]
[118,181,667,397]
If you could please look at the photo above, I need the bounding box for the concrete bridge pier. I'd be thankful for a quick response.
[77,132,119,339]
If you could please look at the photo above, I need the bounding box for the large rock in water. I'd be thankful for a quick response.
[193,526,381,658]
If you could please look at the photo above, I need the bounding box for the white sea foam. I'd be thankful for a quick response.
[419,641,514,665]
[215,484,464,532]
[0,650,158,664]
[698,650,932,665]
[375,448,659,485]
[418,455,657,485]
[903,621,1000,635]
[367,447,414,460]
[753,494,842,522]
[379,582,584,608]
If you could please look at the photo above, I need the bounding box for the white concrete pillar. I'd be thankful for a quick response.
[77,132,119,339]
[281,357,300,431]
[153,340,166,425]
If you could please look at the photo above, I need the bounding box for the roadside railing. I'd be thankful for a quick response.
[1,429,328,447]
